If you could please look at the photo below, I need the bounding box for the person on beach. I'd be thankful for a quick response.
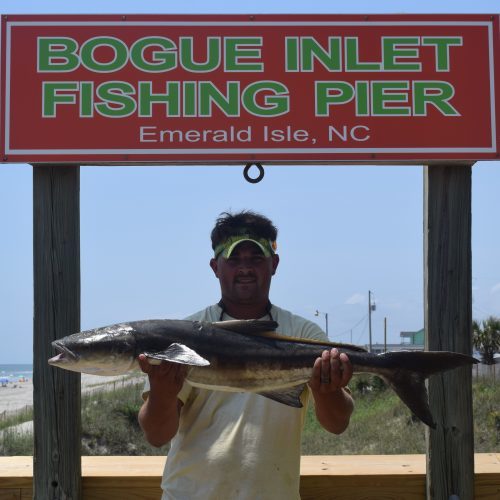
[138,210,354,500]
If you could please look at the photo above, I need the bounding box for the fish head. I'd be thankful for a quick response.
[48,323,138,376]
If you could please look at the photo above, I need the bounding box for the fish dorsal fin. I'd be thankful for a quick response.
[145,343,210,367]
[254,332,369,352]
[212,320,367,352]
[211,319,278,334]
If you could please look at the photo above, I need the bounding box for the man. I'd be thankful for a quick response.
[138,210,353,499]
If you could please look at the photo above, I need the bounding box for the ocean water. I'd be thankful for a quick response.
[0,363,33,381]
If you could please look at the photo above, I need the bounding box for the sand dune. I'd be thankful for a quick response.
[0,373,145,415]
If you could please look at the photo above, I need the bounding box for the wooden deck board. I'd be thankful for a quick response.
[1,454,498,499]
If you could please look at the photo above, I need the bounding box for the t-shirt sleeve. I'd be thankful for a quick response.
[294,315,328,342]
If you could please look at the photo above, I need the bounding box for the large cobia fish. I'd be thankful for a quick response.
[48,319,477,428]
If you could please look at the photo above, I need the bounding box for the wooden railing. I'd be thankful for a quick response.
[1,454,499,499]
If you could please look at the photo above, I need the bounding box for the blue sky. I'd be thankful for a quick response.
[1,1,499,363]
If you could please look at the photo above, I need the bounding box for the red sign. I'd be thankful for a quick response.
[1,14,499,164]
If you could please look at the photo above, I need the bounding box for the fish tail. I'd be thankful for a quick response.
[377,351,478,428]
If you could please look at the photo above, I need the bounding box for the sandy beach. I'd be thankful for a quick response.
[0,373,146,416]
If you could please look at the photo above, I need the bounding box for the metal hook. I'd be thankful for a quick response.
[243,163,265,184]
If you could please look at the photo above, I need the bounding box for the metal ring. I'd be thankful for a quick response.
[243,163,265,184]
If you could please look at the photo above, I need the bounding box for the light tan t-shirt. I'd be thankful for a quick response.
[143,304,326,500]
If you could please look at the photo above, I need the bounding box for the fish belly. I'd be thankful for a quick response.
[186,365,312,393]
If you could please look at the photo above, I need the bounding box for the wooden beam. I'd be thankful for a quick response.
[33,166,81,499]
[423,165,474,499]
[2,455,499,499]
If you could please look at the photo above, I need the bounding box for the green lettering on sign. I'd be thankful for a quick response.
[130,37,177,72]
[372,81,411,116]
[180,37,221,72]
[242,81,289,116]
[422,37,463,71]
[42,82,78,116]
[138,82,180,117]
[81,37,128,72]
[315,82,354,116]
[38,37,79,72]
[413,81,459,115]
[95,82,136,117]
[199,82,240,116]
[225,38,263,71]
[382,37,421,71]
[300,37,341,71]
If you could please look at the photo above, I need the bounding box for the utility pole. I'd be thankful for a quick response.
[384,317,387,353]
[315,310,329,337]
[368,291,376,352]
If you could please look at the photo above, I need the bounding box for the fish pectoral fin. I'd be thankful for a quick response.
[144,343,210,367]
[257,384,305,408]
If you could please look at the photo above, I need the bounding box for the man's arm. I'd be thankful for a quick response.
[308,348,354,434]
[137,354,187,447]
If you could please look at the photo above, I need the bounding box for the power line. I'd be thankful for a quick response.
[355,316,369,345]
[331,313,369,343]
[335,314,368,337]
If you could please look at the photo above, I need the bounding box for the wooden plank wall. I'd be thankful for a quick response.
[1,455,499,500]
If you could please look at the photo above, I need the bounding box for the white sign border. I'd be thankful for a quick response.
[3,19,497,156]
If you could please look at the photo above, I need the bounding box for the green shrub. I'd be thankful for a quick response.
[1,379,499,456]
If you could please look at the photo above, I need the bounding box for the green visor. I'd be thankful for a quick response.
[214,235,277,259]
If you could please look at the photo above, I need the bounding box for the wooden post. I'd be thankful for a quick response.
[423,164,474,500]
[33,166,81,499]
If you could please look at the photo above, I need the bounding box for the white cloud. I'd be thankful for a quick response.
[345,293,365,305]
[491,283,500,294]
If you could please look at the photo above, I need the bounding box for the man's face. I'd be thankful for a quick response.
[210,241,279,305]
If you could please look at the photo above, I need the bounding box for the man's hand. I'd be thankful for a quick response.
[308,348,353,394]
[137,354,188,447]
[138,354,188,400]
[308,348,354,434]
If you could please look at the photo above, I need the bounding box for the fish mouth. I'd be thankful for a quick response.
[49,341,79,364]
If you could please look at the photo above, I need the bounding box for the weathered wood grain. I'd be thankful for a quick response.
[33,166,81,499]
[423,165,474,499]
[0,489,21,500]
[2,455,498,499]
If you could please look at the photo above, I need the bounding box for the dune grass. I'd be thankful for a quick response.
[80,383,169,456]
[301,375,499,455]
[1,377,498,456]
[0,405,32,432]
[302,376,425,455]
